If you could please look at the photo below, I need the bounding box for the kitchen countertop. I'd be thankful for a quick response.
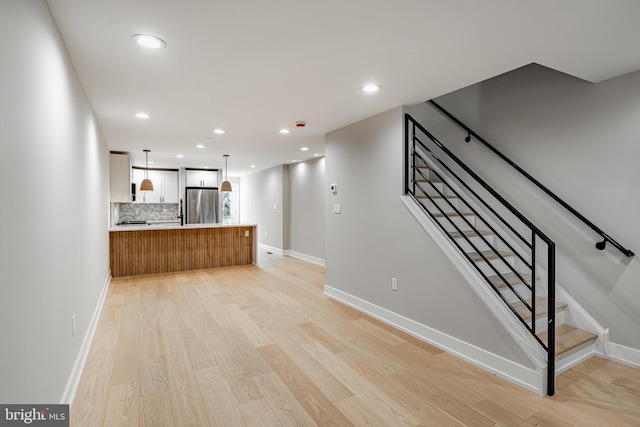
[110,223,257,232]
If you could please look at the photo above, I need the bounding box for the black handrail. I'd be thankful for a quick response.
[428,100,634,258]
[405,113,556,396]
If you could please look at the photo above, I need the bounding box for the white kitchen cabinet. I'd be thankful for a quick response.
[161,171,179,203]
[132,168,178,203]
[109,153,131,203]
[185,169,218,187]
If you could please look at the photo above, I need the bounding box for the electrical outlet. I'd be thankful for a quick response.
[245,230,249,237]
[391,277,398,291]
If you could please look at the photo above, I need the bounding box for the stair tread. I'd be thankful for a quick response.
[487,272,537,288]
[538,324,597,356]
[467,250,514,262]
[416,195,458,199]
[449,230,494,238]
[433,212,475,218]
[413,179,443,184]
[511,297,568,321]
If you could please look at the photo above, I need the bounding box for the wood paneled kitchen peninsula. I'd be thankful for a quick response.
[109,223,257,277]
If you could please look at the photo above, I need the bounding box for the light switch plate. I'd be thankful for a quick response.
[333,203,341,214]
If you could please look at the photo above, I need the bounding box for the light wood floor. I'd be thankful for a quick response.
[71,250,640,426]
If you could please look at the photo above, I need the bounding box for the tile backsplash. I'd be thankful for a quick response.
[115,203,179,223]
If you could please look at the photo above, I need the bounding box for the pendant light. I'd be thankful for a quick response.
[221,154,232,192]
[140,149,154,191]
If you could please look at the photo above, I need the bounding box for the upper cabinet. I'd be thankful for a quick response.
[110,153,131,203]
[132,168,179,203]
[185,169,218,187]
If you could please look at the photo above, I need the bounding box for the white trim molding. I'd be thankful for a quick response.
[324,284,544,395]
[401,196,548,366]
[609,342,640,370]
[284,250,325,267]
[61,273,111,405]
[258,243,284,256]
[260,244,326,267]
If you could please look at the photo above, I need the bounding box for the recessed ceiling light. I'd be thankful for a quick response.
[195,144,206,149]
[134,112,150,119]
[176,154,184,158]
[362,83,381,93]
[300,147,309,151]
[314,154,319,157]
[250,164,256,168]
[213,129,225,134]
[279,129,290,134]
[148,161,154,165]
[132,34,166,49]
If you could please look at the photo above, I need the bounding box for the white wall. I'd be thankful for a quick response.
[411,64,640,350]
[241,158,326,264]
[241,165,285,250]
[325,106,532,366]
[0,0,110,403]
[287,157,325,262]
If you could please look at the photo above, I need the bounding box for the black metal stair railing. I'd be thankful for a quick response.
[428,100,634,258]
[404,113,557,396]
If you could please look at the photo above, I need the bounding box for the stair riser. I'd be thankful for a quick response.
[451,235,497,254]
[421,198,461,214]
[435,215,476,232]
[498,283,531,304]
[533,310,565,334]
[473,257,517,276]
[413,181,444,196]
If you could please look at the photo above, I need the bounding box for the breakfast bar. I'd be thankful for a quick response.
[109,223,257,277]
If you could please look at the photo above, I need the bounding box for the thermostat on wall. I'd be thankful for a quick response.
[330,183,337,194]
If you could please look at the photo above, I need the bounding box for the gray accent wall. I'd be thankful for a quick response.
[325,106,533,366]
[0,1,111,403]
[411,64,640,349]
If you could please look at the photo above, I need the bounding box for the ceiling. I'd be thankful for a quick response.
[47,0,640,176]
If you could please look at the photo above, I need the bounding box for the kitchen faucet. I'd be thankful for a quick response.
[177,198,184,226]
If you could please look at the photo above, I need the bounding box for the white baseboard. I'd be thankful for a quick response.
[609,342,640,369]
[401,196,547,368]
[61,272,111,405]
[259,244,326,267]
[324,284,544,395]
[284,250,325,267]
[258,243,284,256]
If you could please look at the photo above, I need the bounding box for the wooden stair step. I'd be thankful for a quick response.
[538,324,598,356]
[413,179,443,184]
[511,297,568,321]
[433,212,475,218]
[487,272,537,289]
[412,165,429,169]
[416,195,458,199]
[467,250,514,262]
[449,230,493,239]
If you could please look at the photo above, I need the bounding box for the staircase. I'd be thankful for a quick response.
[418,163,596,347]
[405,113,603,396]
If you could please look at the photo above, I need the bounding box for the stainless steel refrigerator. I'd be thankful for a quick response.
[186,187,218,224]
